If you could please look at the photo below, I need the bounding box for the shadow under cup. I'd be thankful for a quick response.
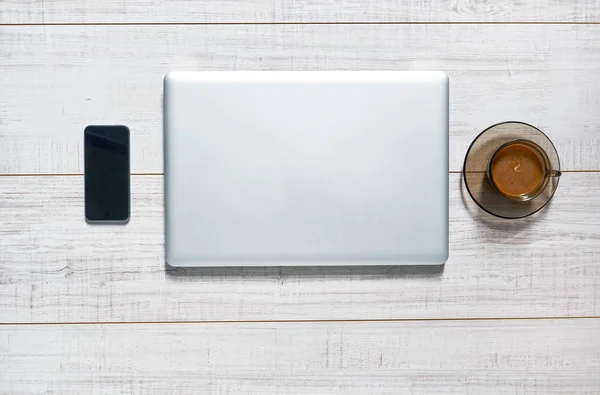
[463,122,561,219]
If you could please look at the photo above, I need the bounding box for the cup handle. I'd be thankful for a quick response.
[548,170,562,177]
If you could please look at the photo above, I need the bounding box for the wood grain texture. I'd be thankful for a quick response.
[2,1,599,391]
[1,0,600,24]
[1,173,599,323]
[2,319,600,394]
[2,24,600,174]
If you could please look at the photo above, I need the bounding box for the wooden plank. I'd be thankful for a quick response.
[1,319,600,393]
[1,0,600,24]
[1,24,600,174]
[1,173,599,323]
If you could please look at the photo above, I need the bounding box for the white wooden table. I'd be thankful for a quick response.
[1,1,600,393]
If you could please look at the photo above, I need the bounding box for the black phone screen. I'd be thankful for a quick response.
[84,125,130,222]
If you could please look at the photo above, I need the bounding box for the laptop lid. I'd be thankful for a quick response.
[164,71,448,267]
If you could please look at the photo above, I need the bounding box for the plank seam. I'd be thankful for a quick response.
[1,316,598,326]
[1,22,600,27]
[0,170,597,177]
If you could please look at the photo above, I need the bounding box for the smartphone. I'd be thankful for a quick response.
[84,125,130,223]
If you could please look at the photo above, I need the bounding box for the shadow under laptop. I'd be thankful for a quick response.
[165,262,444,280]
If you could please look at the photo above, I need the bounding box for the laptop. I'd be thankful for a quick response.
[164,71,448,267]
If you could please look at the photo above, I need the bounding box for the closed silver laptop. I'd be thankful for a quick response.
[164,71,448,267]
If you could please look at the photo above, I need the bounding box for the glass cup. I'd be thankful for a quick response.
[463,122,561,219]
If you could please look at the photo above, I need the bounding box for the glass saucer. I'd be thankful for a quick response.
[463,121,561,219]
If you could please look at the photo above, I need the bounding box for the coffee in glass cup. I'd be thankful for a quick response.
[489,139,560,201]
